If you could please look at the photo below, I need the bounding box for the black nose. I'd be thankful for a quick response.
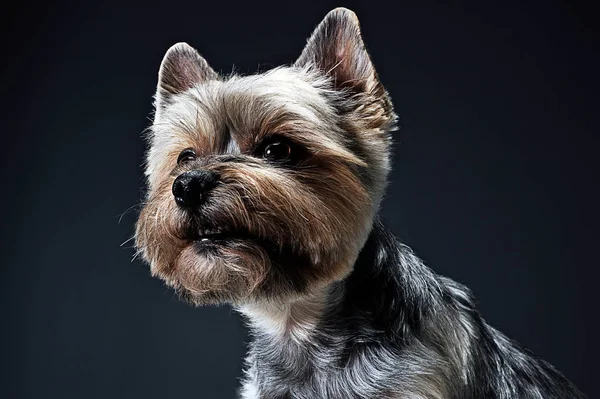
[172,169,219,208]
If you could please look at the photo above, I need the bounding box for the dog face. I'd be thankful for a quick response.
[135,8,396,305]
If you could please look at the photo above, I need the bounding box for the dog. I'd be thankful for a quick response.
[134,7,585,398]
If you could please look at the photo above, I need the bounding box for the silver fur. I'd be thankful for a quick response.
[239,224,585,398]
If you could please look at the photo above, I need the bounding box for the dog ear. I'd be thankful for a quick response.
[155,42,217,116]
[295,8,393,130]
[295,8,382,95]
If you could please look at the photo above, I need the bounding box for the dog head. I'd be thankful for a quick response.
[135,8,397,305]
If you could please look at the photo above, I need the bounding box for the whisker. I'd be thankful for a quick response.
[121,235,136,247]
[118,203,143,224]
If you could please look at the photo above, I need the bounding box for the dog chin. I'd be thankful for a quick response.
[151,234,272,305]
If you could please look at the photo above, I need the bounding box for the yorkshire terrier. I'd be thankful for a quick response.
[135,7,584,398]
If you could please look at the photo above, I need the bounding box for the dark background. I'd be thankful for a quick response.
[1,0,598,397]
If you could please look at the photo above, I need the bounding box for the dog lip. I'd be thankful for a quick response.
[192,227,226,241]
[196,231,227,241]
[192,226,251,242]
[198,227,224,237]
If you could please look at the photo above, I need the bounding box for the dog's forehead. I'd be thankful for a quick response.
[159,68,336,149]
[222,68,328,109]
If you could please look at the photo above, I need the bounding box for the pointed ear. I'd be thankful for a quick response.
[295,8,381,95]
[155,42,217,113]
[295,8,394,130]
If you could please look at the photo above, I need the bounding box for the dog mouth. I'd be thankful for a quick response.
[184,223,256,246]
[196,227,248,242]
[179,215,286,254]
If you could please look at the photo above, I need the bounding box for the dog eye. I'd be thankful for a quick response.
[177,148,196,165]
[263,141,291,161]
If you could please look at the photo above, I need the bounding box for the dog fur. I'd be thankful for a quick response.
[135,7,585,398]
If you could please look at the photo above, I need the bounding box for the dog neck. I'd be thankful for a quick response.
[237,286,334,343]
[236,220,469,399]
[237,219,431,345]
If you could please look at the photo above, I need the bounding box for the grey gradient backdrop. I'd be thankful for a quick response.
[1,0,598,398]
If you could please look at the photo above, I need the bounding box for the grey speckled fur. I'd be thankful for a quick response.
[240,220,585,398]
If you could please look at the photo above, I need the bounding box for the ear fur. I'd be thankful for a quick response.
[295,8,394,130]
[296,8,378,93]
[155,42,217,116]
